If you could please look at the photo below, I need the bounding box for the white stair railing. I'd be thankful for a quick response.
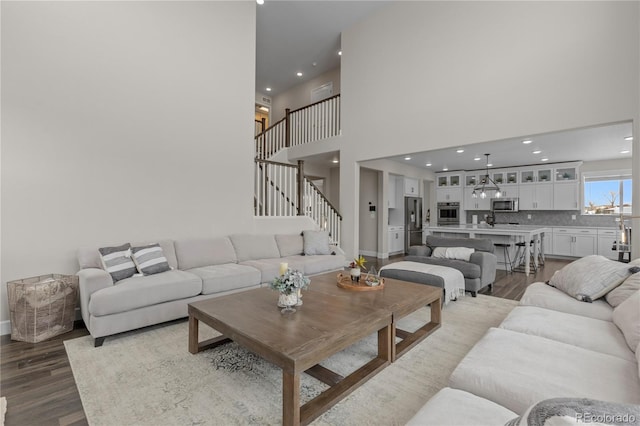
[254,159,341,245]
[302,177,341,245]
[254,159,298,217]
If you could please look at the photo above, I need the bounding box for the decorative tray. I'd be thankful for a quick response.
[336,273,384,291]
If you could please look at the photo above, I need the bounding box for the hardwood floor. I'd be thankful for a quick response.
[0,256,570,426]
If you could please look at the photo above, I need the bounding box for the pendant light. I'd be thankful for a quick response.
[472,154,502,199]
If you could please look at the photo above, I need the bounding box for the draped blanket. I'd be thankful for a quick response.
[380,261,465,304]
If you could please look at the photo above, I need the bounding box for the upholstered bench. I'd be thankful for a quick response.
[379,261,465,305]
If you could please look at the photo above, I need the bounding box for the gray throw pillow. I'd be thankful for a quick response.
[98,243,137,282]
[275,234,304,257]
[302,230,330,255]
[505,397,640,426]
[606,271,640,307]
[131,243,171,276]
[548,255,631,302]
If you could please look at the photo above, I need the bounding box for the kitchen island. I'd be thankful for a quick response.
[426,224,551,275]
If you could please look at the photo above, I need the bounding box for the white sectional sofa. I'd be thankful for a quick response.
[77,233,345,346]
[408,266,640,425]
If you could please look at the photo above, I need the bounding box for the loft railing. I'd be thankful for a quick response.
[254,94,340,159]
[254,118,266,136]
[254,158,341,245]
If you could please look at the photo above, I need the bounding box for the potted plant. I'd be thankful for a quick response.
[349,256,367,282]
[525,176,533,182]
[540,174,548,181]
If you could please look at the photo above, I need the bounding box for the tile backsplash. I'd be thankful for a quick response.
[466,210,619,228]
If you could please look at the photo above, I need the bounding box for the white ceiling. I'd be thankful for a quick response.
[255,1,389,97]
[386,122,634,172]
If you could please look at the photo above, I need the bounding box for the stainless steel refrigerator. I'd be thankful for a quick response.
[405,196,423,253]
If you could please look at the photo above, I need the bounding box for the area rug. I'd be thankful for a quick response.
[65,294,518,425]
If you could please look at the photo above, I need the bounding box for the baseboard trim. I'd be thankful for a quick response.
[1,320,11,336]
[359,250,378,257]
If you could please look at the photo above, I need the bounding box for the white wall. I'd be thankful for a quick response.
[0,1,256,322]
[271,67,341,122]
[339,1,640,258]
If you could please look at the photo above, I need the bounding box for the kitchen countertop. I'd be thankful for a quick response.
[429,224,550,232]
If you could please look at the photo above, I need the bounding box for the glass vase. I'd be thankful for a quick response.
[278,292,298,314]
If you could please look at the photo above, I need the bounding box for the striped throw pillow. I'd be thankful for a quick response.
[98,243,137,282]
[131,243,171,276]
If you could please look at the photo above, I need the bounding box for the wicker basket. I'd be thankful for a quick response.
[7,274,78,343]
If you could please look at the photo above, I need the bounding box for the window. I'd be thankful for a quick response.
[583,171,632,215]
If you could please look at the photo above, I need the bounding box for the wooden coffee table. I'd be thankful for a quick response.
[188,287,392,426]
[307,271,442,362]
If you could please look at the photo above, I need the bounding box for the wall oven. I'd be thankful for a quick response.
[437,202,460,226]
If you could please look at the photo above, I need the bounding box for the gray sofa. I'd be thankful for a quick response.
[77,233,345,346]
[404,235,497,296]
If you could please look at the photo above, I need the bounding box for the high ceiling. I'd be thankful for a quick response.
[386,122,634,172]
[255,1,389,97]
[255,2,633,170]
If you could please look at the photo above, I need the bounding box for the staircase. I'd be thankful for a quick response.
[254,95,341,244]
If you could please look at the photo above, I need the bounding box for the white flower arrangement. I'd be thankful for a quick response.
[270,269,310,295]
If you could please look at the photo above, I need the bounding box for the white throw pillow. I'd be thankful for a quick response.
[606,272,640,307]
[431,247,448,259]
[431,247,474,261]
[445,247,475,261]
[302,230,330,255]
[548,255,632,302]
[612,290,640,352]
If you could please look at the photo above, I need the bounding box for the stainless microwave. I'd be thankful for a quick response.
[491,198,519,212]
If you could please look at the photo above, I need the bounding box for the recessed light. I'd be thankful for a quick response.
[487,163,493,167]
[473,157,481,161]
[425,163,432,167]
[256,0,264,4]
[296,72,303,77]
[338,50,342,56]
[332,159,339,164]
[258,106,269,112]
[442,168,449,171]
[404,156,411,160]
[522,140,533,144]
[456,149,464,153]
[541,158,549,162]
[624,136,633,141]
[532,150,542,154]
[620,150,630,154]
[265,87,271,92]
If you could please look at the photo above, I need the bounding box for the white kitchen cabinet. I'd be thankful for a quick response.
[388,176,397,208]
[437,187,463,202]
[553,228,597,257]
[404,177,419,196]
[553,182,579,211]
[388,226,405,254]
[436,173,461,188]
[519,183,553,210]
[464,187,491,211]
[597,229,618,260]
[555,165,579,182]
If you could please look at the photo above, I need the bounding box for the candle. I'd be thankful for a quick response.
[279,262,288,276]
